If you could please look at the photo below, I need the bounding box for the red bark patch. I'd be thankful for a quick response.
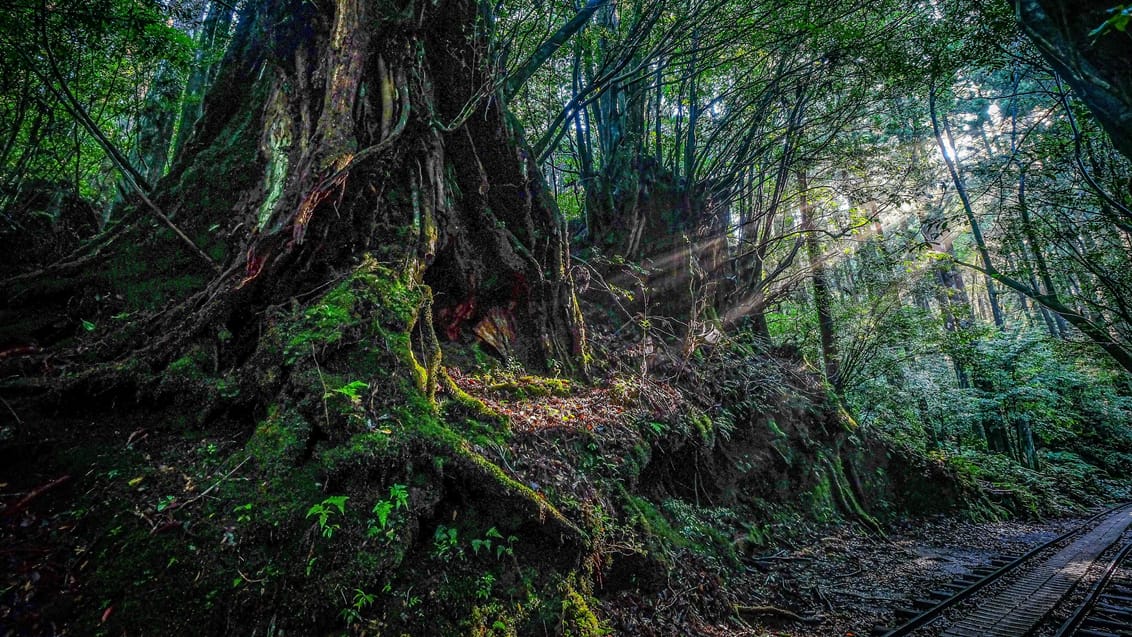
[440,296,477,341]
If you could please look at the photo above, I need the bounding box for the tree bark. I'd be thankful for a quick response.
[1012,0,1132,162]
[799,168,839,391]
[6,0,587,394]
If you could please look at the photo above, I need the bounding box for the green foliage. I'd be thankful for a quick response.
[470,527,517,559]
[475,572,497,600]
[367,483,410,540]
[1089,5,1132,38]
[432,524,464,562]
[327,379,369,404]
[339,588,375,626]
[307,495,349,538]
[0,0,200,228]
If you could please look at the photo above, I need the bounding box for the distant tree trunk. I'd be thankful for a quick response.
[929,86,1005,329]
[101,59,181,223]
[918,199,974,389]
[1017,170,1068,338]
[503,0,607,100]
[683,29,700,185]
[583,1,647,258]
[1015,416,1038,468]
[171,0,234,161]
[799,168,839,390]
[727,91,808,336]
[135,61,181,185]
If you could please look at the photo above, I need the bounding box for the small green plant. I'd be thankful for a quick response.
[645,420,667,439]
[471,527,517,559]
[389,483,409,507]
[475,572,496,600]
[327,380,369,404]
[155,494,176,512]
[432,524,463,561]
[234,502,254,524]
[340,588,375,626]
[367,483,410,540]
[307,495,348,538]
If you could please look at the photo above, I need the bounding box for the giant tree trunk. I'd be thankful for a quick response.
[121,0,585,374]
[0,2,590,630]
[0,0,590,444]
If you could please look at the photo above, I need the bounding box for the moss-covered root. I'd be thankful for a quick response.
[446,439,586,545]
[419,287,442,404]
[822,452,884,536]
[559,575,610,637]
[440,367,508,423]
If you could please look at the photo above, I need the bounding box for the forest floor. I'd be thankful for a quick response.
[0,452,1089,637]
[0,416,1111,637]
[729,513,1086,637]
[0,352,1119,635]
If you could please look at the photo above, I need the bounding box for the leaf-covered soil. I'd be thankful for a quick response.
[1,342,1123,636]
[1,445,1098,637]
[709,514,1090,636]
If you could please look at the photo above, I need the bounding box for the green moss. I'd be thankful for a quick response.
[320,432,396,476]
[622,491,687,557]
[824,454,883,534]
[155,345,244,415]
[684,407,714,446]
[283,285,358,362]
[317,382,442,477]
[484,375,572,398]
[559,583,609,637]
[245,406,311,476]
[166,348,211,379]
[466,604,519,637]
[807,469,837,522]
[280,256,425,368]
[616,442,651,481]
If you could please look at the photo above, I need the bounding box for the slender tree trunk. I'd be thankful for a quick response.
[930,86,1004,329]
[1011,80,1068,339]
[799,168,839,390]
[172,1,234,161]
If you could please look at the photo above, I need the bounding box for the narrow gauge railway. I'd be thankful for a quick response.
[872,504,1132,637]
[1055,540,1132,637]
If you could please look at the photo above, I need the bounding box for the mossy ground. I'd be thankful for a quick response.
[3,274,1128,635]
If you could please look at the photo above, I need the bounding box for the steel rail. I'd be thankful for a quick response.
[1053,540,1132,637]
[878,502,1132,637]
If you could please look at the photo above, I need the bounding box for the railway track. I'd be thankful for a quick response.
[872,503,1132,637]
[1055,540,1132,637]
